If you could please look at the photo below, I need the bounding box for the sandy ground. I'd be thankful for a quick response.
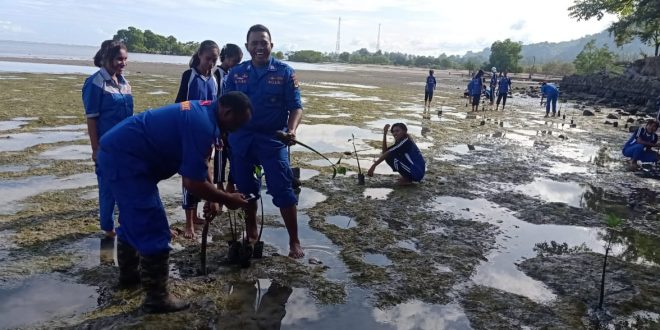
[0,59,658,329]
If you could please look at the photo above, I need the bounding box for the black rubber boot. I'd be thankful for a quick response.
[117,239,140,288]
[140,252,190,314]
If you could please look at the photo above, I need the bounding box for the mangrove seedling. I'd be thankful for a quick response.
[199,210,216,275]
[598,213,623,310]
[252,165,265,259]
[348,133,365,185]
[275,130,338,178]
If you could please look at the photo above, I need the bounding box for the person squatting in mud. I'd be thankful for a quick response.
[622,119,659,171]
[367,123,426,185]
[223,24,305,259]
[82,40,133,238]
[96,92,252,313]
[174,40,220,239]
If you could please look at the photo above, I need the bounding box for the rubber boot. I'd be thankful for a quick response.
[117,239,140,288]
[140,252,190,314]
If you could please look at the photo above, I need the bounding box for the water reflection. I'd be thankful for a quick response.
[220,280,295,329]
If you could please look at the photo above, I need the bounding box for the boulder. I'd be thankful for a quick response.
[583,110,595,116]
[606,113,619,119]
[604,121,612,125]
[627,118,635,123]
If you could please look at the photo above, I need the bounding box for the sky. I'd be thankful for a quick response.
[0,0,616,56]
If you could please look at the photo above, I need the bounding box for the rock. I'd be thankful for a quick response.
[583,110,595,116]
[620,112,630,116]
[613,122,618,128]
[308,257,323,265]
[627,118,635,123]
[606,114,619,119]
[604,121,612,125]
[629,125,639,133]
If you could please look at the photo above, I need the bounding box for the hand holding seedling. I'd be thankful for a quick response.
[224,192,249,210]
[203,201,221,219]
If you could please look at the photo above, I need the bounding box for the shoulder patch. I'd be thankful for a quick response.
[199,100,212,106]
[292,73,300,89]
[180,101,191,111]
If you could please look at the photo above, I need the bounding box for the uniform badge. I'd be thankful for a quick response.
[180,101,191,111]
[292,73,300,89]
[199,100,212,106]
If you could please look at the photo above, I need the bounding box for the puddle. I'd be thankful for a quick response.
[325,215,356,229]
[306,114,335,119]
[308,91,384,102]
[0,173,97,215]
[0,120,29,132]
[444,112,467,119]
[39,144,91,160]
[0,164,31,173]
[501,132,534,147]
[293,124,380,154]
[445,144,489,155]
[12,117,39,121]
[548,142,603,163]
[0,230,17,262]
[317,82,379,89]
[365,118,422,137]
[38,124,87,131]
[336,158,397,175]
[260,187,327,216]
[395,239,419,252]
[147,90,169,95]
[547,162,589,175]
[259,214,348,281]
[299,168,320,181]
[363,188,393,200]
[55,116,78,119]
[430,196,615,303]
[363,253,393,266]
[514,178,588,208]
[0,274,98,329]
[0,131,87,152]
[222,280,468,330]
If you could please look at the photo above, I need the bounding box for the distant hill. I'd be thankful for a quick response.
[463,30,655,65]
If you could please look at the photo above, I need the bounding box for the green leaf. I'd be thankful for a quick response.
[254,165,263,178]
[337,166,347,175]
[605,213,622,228]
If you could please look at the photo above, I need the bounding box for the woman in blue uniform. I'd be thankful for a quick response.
[175,40,220,239]
[82,40,133,238]
[424,69,437,109]
[367,123,426,185]
[496,71,511,110]
[623,119,658,171]
[468,70,484,112]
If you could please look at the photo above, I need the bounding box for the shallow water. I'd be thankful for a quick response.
[308,91,384,102]
[294,124,380,154]
[0,173,97,214]
[260,187,327,216]
[0,120,28,132]
[514,178,588,208]
[0,61,97,75]
[0,274,98,329]
[39,144,91,160]
[430,196,614,303]
[363,253,393,266]
[0,131,87,152]
[325,215,356,229]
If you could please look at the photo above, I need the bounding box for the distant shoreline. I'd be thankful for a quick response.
[0,56,188,76]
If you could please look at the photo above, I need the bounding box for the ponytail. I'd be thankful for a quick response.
[93,40,113,67]
[93,40,127,68]
[189,40,219,68]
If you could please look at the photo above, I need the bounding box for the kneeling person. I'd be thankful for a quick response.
[97,92,251,313]
[367,123,426,185]
[623,119,658,171]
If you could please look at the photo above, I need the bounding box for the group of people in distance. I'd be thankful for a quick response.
[459,67,512,112]
[81,24,427,314]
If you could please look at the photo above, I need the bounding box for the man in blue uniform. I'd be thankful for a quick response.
[540,82,559,117]
[496,71,511,110]
[623,119,658,170]
[424,70,437,109]
[224,24,305,258]
[468,70,484,112]
[97,92,251,313]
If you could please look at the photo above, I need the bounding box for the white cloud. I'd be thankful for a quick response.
[0,20,22,33]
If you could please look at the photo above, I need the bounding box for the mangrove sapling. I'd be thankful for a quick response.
[199,210,216,275]
[348,134,365,185]
[598,213,623,310]
[252,166,265,259]
[275,130,338,178]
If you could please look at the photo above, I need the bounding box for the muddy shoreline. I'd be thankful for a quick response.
[0,60,658,329]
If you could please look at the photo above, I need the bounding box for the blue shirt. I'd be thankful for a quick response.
[224,57,302,155]
[625,127,657,148]
[82,68,134,138]
[490,72,497,87]
[425,75,436,92]
[100,100,220,182]
[468,77,482,96]
[498,76,511,94]
[175,68,218,102]
[387,138,426,172]
[541,83,559,97]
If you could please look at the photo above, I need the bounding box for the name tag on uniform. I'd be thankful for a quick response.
[268,76,284,85]
[235,73,248,84]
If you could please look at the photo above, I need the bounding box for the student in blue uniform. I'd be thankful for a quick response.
[367,123,425,185]
[496,71,511,110]
[175,40,220,239]
[212,44,243,205]
[424,70,437,109]
[224,24,305,258]
[622,119,658,171]
[82,40,133,238]
[468,70,484,112]
[97,92,252,313]
[540,82,559,117]
[489,67,497,105]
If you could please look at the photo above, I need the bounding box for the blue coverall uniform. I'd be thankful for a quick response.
[82,68,134,232]
[385,138,426,182]
[424,75,436,103]
[224,57,302,208]
[97,100,220,255]
[623,126,658,163]
[541,83,560,114]
[468,75,483,106]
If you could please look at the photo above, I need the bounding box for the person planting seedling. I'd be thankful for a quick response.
[367,123,426,185]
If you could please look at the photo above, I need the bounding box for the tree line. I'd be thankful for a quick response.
[112,27,199,56]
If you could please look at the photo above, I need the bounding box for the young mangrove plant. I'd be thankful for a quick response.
[348,133,365,185]
[598,213,623,310]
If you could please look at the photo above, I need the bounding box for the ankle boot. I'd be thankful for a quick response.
[140,252,190,314]
[117,239,140,288]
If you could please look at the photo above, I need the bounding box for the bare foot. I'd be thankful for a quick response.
[397,176,413,186]
[184,224,196,239]
[288,241,304,259]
